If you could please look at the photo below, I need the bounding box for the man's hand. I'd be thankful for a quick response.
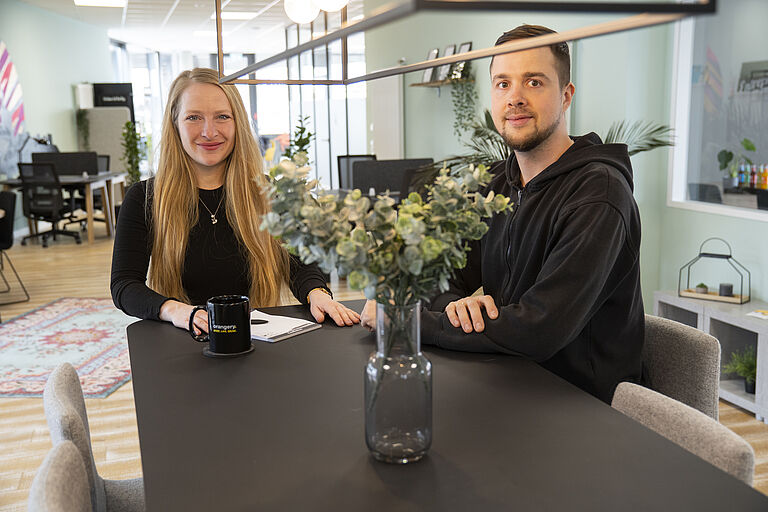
[445,295,498,333]
[360,299,376,332]
[308,289,361,326]
[159,299,208,335]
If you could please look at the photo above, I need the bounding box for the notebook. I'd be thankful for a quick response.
[250,309,322,342]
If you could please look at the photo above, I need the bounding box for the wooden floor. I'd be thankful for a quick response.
[1,225,767,510]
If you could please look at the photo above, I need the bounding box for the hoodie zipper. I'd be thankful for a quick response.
[500,187,524,302]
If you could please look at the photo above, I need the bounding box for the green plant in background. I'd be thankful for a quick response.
[450,63,478,139]
[283,116,314,163]
[723,346,757,384]
[121,121,146,186]
[76,109,90,151]
[717,138,756,178]
[410,113,675,193]
[261,157,511,306]
[603,120,675,155]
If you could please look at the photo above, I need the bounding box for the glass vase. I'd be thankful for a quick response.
[364,301,432,464]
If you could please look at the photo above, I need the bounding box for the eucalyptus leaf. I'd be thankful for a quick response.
[262,157,513,306]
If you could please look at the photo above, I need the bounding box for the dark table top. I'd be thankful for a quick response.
[127,300,768,511]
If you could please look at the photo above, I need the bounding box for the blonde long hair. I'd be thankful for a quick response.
[148,68,289,306]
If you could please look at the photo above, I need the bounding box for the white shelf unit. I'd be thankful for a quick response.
[653,291,768,423]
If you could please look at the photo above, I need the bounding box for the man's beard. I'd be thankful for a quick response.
[501,114,561,153]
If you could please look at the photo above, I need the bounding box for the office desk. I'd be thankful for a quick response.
[0,171,126,244]
[127,301,768,511]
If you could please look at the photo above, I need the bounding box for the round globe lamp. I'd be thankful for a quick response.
[284,0,320,24]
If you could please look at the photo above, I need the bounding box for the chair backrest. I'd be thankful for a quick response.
[642,314,721,419]
[43,363,106,511]
[18,163,66,220]
[756,189,768,211]
[352,158,434,196]
[0,190,16,251]
[612,382,754,485]
[97,155,110,174]
[688,183,722,204]
[337,154,376,190]
[28,440,92,512]
[33,152,99,176]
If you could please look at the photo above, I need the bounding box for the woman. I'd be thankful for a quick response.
[111,68,359,334]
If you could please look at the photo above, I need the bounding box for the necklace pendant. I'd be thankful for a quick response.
[211,215,218,225]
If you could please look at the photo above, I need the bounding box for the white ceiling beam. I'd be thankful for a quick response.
[160,0,182,28]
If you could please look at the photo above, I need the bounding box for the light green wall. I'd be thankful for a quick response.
[363,7,676,308]
[0,0,113,150]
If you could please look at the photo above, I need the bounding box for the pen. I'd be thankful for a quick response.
[251,319,268,325]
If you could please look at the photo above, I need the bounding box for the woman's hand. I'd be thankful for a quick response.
[159,299,208,335]
[360,299,376,332]
[308,289,361,326]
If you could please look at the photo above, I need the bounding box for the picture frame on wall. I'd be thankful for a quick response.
[421,48,439,83]
[450,42,472,80]
[435,44,456,82]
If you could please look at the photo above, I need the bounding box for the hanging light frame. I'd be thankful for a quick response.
[214,0,717,86]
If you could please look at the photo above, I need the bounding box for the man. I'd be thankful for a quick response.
[362,24,644,404]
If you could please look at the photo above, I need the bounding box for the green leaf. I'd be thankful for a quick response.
[604,120,675,156]
[741,138,756,152]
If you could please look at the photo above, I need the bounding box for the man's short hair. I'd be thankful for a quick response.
[492,24,570,90]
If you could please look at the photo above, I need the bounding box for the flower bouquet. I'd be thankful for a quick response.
[261,154,511,462]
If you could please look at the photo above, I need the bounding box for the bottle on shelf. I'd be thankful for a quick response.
[750,164,758,188]
[761,164,768,190]
[738,162,747,187]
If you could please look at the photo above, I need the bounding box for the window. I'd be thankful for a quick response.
[670,0,768,218]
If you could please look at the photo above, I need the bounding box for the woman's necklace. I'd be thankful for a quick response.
[199,192,225,225]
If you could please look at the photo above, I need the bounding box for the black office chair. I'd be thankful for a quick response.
[756,189,768,211]
[688,183,722,204]
[0,190,29,307]
[18,163,82,248]
[337,155,376,190]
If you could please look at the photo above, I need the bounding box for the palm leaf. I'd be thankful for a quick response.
[604,120,675,156]
[410,110,511,191]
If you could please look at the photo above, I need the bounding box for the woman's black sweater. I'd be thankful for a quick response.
[110,180,328,320]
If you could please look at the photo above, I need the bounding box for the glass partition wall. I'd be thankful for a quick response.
[283,13,367,188]
[671,0,768,216]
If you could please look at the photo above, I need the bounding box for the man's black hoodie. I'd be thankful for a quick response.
[422,132,644,403]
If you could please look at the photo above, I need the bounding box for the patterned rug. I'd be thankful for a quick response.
[0,298,135,398]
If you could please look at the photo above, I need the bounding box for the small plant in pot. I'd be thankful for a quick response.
[695,282,708,294]
[718,138,756,189]
[723,346,757,394]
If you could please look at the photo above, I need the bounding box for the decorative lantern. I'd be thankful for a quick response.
[678,237,750,304]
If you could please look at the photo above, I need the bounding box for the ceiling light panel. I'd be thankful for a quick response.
[73,0,127,6]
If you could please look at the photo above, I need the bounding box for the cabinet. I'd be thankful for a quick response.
[654,291,768,422]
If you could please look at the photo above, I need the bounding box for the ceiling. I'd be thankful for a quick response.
[21,0,365,55]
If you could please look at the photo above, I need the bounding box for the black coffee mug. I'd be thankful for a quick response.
[189,295,253,357]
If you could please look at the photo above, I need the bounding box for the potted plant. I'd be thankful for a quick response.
[718,138,756,189]
[410,112,674,193]
[121,121,146,186]
[283,116,314,163]
[695,282,708,294]
[262,158,511,463]
[723,346,757,394]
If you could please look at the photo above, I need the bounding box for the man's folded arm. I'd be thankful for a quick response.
[422,202,634,361]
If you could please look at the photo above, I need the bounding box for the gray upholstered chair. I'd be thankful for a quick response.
[28,440,92,512]
[642,314,721,420]
[43,363,145,512]
[612,382,754,486]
